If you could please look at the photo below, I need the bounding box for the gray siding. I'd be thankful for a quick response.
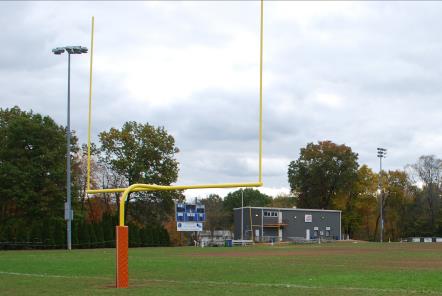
[281,210,341,240]
[234,207,341,241]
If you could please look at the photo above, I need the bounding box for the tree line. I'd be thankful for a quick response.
[1,106,440,248]
[200,142,442,242]
[287,141,442,240]
[0,107,176,249]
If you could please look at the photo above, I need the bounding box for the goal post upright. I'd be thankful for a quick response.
[85,0,264,288]
[86,16,94,192]
[258,0,263,184]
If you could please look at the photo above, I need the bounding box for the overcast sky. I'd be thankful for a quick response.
[2,1,442,199]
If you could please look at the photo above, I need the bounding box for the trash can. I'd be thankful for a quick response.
[225,239,233,247]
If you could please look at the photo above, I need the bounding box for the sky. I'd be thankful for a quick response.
[2,1,442,199]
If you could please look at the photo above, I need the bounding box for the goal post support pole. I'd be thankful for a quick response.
[116,225,129,288]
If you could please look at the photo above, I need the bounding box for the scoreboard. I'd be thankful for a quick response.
[176,202,205,232]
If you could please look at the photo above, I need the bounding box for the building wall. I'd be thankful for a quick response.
[234,207,261,240]
[281,210,341,240]
[234,207,341,241]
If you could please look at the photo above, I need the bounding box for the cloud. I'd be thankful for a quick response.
[310,93,344,109]
[2,1,442,199]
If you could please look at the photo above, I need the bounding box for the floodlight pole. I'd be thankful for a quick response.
[379,155,383,243]
[66,52,72,251]
[53,46,88,250]
[377,147,387,243]
[241,190,244,241]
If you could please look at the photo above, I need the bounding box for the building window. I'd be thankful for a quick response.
[264,211,278,217]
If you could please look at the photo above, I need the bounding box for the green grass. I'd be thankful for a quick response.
[0,242,441,295]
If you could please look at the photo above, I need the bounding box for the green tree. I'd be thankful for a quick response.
[0,107,75,225]
[223,188,271,225]
[99,121,181,225]
[288,141,359,209]
[129,224,141,247]
[160,227,170,246]
[102,214,115,248]
[53,219,65,248]
[78,222,90,248]
[144,226,153,246]
[269,193,297,208]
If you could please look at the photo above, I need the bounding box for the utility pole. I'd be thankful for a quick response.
[377,147,387,243]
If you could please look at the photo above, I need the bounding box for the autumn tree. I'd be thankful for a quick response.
[95,159,126,214]
[288,141,359,209]
[380,170,414,241]
[331,165,378,240]
[201,194,230,237]
[163,215,183,246]
[407,155,442,234]
[72,144,101,217]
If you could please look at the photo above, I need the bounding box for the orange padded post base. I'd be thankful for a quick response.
[116,226,129,288]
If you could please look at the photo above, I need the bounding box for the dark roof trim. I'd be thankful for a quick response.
[233,206,341,213]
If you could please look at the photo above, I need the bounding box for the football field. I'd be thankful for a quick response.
[0,242,441,295]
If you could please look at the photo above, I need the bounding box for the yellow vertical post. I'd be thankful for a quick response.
[87,16,95,191]
[259,0,264,183]
[249,207,254,241]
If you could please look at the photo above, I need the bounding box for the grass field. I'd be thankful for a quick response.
[0,242,441,295]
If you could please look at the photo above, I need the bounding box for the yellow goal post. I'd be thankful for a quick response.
[86,0,264,227]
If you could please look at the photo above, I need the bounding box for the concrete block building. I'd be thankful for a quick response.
[233,207,341,242]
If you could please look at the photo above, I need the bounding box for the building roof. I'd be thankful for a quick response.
[233,206,341,213]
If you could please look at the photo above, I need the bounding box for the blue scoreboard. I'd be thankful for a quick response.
[176,202,205,232]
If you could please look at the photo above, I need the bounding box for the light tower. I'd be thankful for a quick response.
[52,46,88,250]
[377,147,387,243]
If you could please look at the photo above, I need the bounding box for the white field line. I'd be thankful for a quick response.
[0,271,441,295]
[0,271,109,280]
[140,278,442,295]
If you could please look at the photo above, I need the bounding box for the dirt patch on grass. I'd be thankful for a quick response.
[368,259,442,269]
[187,247,386,258]
[185,244,442,271]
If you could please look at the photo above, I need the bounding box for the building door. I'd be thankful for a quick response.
[306,229,310,240]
